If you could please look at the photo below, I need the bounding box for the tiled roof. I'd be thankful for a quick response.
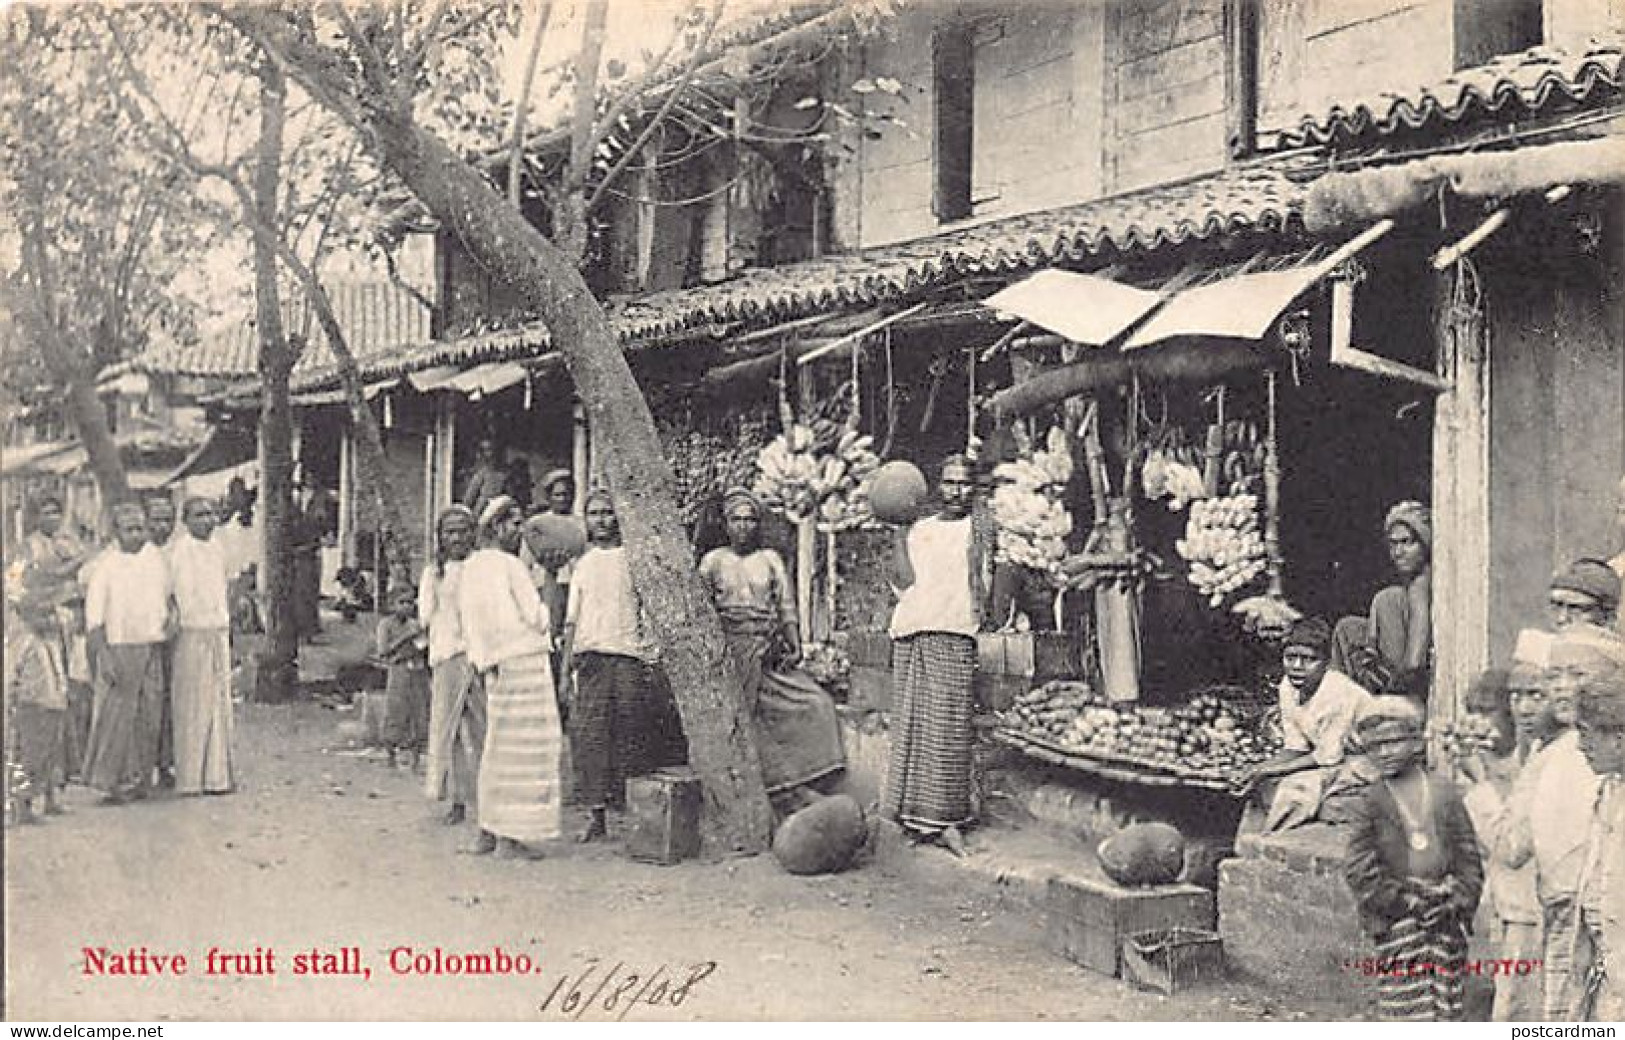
[272,161,1309,394]
[1281,35,1625,147]
[124,280,433,381]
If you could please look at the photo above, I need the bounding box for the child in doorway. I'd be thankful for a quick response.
[5,583,69,823]
[376,585,430,769]
[1344,696,1483,1021]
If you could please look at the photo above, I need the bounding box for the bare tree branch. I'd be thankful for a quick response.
[586,2,725,214]
[565,0,610,198]
[588,5,697,154]
[506,0,555,208]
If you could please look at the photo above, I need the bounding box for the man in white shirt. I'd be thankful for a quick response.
[167,497,235,796]
[83,500,174,803]
[559,489,663,843]
[1514,625,1621,1019]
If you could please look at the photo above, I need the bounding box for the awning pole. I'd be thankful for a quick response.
[1430,210,1511,271]
[1319,218,1396,274]
[796,303,927,367]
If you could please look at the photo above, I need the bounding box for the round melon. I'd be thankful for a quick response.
[868,461,928,525]
[522,513,586,557]
[1097,821,1186,888]
[772,794,867,875]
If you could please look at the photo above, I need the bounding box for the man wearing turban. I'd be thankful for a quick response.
[1331,501,1433,700]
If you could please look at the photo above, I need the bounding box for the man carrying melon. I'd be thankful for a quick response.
[876,456,995,857]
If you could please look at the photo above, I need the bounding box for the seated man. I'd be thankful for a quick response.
[1236,617,1376,833]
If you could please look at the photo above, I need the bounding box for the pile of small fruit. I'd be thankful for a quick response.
[999,682,1282,779]
[1436,714,1500,758]
[1177,494,1268,607]
[753,422,882,529]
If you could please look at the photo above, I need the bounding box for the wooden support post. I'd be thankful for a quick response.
[1430,264,1491,759]
[797,517,816,646]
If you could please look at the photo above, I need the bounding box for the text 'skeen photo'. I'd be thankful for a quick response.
[2,0,1623,1029]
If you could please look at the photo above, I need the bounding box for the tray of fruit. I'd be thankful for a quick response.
[995,682,1282,792]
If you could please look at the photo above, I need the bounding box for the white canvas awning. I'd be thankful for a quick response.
[1125,221,1394,350]
[983,270,1162,347]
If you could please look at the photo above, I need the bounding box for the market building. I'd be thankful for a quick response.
[122,0,1623,1007]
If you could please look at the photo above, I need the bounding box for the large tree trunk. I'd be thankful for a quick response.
[64,362,130,508]
[380,123,773,853]
[250,63,301,703]
[14,184,131,507]
[233,8,775,853]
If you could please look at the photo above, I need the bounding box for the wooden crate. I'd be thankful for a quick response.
[1121,928,1225,994]
[847,630,893,669]
[848,665,894,712]
[625,768,703,865]
[1045,875,1215,978]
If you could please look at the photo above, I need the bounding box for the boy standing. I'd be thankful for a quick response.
[6,585,68,822]
[1345,696,1484,1021]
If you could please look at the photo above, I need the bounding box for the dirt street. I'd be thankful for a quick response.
[7,699,1343,1021]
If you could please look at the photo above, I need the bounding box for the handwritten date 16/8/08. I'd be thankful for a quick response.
[538,959,717,1020]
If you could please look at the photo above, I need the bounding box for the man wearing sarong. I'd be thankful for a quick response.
[698,489,846,820]
[1572,662,1625,1021]
[882,456,992,857]
[1235,617,1375,833]
[562,489,676,842]
[458,496,562,859]
[1506,624,1619,1019]
[419,505,484,827]
[83,500,173,804]
[145,493,179,789]
[167,497,235,796]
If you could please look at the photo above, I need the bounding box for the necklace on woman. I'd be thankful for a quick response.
[1385,775,1433,852]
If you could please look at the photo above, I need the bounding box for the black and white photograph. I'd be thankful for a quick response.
[2,0,1622,1025]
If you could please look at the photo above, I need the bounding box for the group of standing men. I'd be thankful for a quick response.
[6,490,244,820]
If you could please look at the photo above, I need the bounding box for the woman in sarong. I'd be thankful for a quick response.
[419,505,484,827]
[697,489,845,817]
[457,496,563,859]
[882,456,993,856]
[1332,501,1432,699]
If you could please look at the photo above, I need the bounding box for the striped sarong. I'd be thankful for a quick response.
[82,643,163,795]
[170,628,234,794]
[882,632,976,834]
[1543,896,1584,1020]
[478,651,563,844]
[424,655,484,804]
[1374,898,1468,1021]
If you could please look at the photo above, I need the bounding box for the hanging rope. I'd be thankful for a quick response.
[966,344,977,455]
[851,334,862,429]
[1265,368,1284,596]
